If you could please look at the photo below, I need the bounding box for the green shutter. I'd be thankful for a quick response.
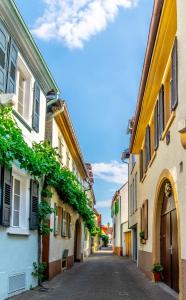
[171,38,178,111]
[0,166,12,226]
[7,39,18,93]
[32,82,40,132]
[29,179,39,230]
[0,22,9,92]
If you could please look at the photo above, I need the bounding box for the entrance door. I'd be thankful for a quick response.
[160,193,179,292]
[74,219,81,262]
[125,232,131,256]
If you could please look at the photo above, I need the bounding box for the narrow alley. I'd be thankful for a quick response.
[11,248,177,300]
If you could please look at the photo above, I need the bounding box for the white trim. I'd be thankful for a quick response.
[6,227,30,236]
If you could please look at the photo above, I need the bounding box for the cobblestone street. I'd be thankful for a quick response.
[11,248,177,300]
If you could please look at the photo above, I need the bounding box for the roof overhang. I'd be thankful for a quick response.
[0,0,59,95]
[129,0,164,153]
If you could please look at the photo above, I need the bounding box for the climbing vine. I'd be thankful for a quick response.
[0,106,96,235]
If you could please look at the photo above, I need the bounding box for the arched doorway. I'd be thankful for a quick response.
[74,219,82,262]
[156,179,179,292]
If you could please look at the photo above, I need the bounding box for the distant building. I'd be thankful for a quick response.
[111,183,131,256]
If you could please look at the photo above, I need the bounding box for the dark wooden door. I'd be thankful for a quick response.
[160,193,179,293]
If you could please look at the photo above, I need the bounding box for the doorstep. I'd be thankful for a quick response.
[157,282,178,300]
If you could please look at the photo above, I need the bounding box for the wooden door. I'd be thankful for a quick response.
[160,193,179,292]
[125,232,131,257]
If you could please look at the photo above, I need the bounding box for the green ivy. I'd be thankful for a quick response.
[0,106,96,235]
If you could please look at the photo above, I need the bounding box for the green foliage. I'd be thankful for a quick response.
[0,106,96,235]
[152,263,164,273]
[38,200,55,235]
[139,231,145,240]
[102,234,109,246]
[32,262,47,284]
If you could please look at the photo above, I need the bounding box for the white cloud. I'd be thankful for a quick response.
[96,199,112,208]
[92,160,128,184]
[32,0,139,48]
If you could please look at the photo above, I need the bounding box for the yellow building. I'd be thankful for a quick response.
[44,100,94,279]
[129,0,186,299]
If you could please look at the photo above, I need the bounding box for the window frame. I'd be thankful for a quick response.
[11,176,21,228]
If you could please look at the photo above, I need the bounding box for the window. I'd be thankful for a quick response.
[12,178,21,227]
[58,135,64,165]
[61,210,71,238]
[134,173,137,212]
[16,56,32,121]
[164,63,172,126]
[141,199,148,240]
[18,70,25,116]
[62,209,67,237]
[72,161,76,174]
[54,205,62,236]
[150,116,155,158]
[66,150,70,168]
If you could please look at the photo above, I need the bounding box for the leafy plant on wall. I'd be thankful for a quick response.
[0,106,96,235]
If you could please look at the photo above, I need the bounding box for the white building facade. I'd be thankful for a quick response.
[111,183,131,256]
[0,1,59,298]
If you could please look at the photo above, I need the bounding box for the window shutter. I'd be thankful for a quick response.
[140,150,143,181]
[29,179,39,230]
[0,166,12,226]
[147,126,151,163]
[159,85,164,138]
[32,82,40,133]
[154,101,159,150]
[144,126,151,171]
[0,22,9,92]
[142,200,148,240]
[7,39,18,93]
[171,39,178,110]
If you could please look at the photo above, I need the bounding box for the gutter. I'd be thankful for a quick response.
[129,0,164,153]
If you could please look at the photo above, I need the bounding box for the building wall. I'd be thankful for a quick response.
[130,1,186,298]
[0,21,48,300]
[48,190,84,279]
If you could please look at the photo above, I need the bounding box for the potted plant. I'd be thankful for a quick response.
[152,263,163,282]
[139,231,146,244]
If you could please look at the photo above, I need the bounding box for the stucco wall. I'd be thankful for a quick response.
[49,190,84,263]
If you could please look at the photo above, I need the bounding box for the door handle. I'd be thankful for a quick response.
[170,245,173,255]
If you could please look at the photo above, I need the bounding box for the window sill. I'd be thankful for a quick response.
[6,227,30,236]
[161,111,176,141]
[13,110,32,133]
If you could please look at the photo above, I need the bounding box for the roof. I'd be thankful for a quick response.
[129,0,164,153]
[52,100,89,179]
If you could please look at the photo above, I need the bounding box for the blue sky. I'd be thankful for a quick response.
[15,0,153,225]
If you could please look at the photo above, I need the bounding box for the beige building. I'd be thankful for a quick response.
[111,183,131,257]
[44,100,93,279]
[129,0,186,298]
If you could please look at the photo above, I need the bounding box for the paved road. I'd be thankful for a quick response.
[11,248,177,300]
